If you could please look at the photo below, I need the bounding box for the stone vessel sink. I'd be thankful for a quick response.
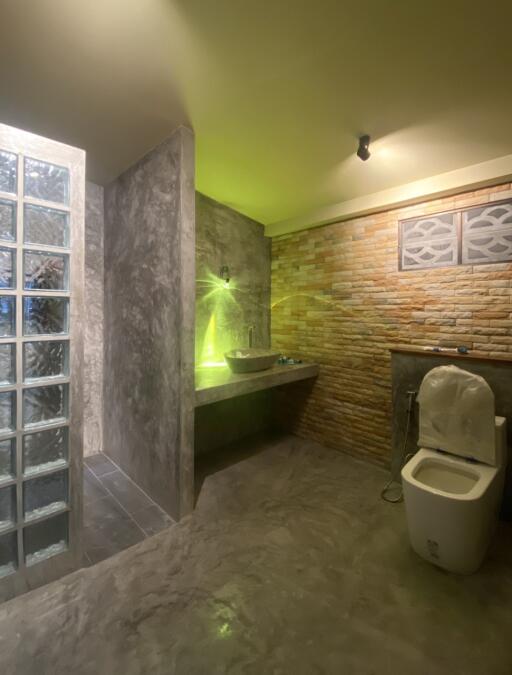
[224,349,280,374]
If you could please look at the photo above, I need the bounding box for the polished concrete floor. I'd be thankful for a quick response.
[84,453,173,565]
[1,433,512,675]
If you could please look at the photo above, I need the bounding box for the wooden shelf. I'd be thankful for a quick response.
[390,346,512,364]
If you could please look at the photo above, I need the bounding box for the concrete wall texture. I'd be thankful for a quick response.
[194,193,272,454]
[195,193,271,364]
[271,183,512,465]
[84,181,104,457]
[103,128,195,519]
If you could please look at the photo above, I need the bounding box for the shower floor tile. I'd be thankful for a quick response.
[82,453,173,566]
[130,504,174,536]
[84,453,118,477]
[99,471,155,514]
[83,468,108,504]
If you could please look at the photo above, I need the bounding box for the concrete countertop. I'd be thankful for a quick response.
[195,362,319,407]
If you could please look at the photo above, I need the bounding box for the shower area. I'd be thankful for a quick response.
[0,122,196,602]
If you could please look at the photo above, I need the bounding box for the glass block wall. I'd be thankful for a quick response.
[0,146,73,581]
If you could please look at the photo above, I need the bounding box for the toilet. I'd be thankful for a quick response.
[401,365,507,574]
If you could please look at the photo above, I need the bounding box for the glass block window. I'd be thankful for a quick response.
[23,427,68,476]
[0,199,16,242]
[0,485,16,531]
[24,204,69,248]
[23,470,68,522]
[0,296,15,337]
[23,512,68,567]
[399,199,512,270]
[24,158,69,205]
[0,391,15,434]
[23,341,69,382]
[0,439,15,484]
[0,151,17,195]
[0,139,73,585]
[0,247,15,289]
[22,383,68,428]
[23,297,69,335]
[0,531,17,578]
[0,343,15,385]
[24,250,69,291]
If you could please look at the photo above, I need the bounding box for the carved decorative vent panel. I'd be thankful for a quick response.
[462,202,512,264]
[399,198,512,270]
[400,213,458,270]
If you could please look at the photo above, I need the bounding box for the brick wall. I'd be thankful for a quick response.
[271,184,512,465]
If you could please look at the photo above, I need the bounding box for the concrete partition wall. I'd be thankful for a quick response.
[104,127,195,520]
[84,182,104,458]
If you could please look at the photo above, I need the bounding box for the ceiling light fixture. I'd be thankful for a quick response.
[357,135,371,161]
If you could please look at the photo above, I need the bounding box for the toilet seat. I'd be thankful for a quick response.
[402,448,499,502]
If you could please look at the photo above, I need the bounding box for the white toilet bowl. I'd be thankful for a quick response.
[401,365,507,574]
[402,418,506,574]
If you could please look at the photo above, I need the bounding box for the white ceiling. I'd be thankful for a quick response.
[2,0,512,231]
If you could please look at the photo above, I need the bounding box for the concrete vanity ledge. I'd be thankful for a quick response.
[195,363,319,407]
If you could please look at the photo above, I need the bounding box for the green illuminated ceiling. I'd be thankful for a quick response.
[171,0,512,227]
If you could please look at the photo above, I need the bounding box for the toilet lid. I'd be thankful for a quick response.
[417,365,496,465]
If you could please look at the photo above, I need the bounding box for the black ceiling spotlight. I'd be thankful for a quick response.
[357,134,371,161]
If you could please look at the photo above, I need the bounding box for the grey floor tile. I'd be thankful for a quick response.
[83,523,145,565]
[83,468,108,505]
[84,494,132,530]
[82,551,93,568]
[131,504,174,536]
[84,453,118,477]
[82,457,169,566]
[83,495,145,564]
[99,471,154,515]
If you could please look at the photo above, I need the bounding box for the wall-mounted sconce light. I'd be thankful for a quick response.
[220,265,230,286]
[357,135,371,161]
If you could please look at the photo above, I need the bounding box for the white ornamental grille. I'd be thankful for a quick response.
[462,202,512,264]
[400,213,458,270]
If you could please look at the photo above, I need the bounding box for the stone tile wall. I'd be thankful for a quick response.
[271,184,512,464]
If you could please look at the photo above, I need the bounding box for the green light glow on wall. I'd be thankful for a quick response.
[196,272,241,367]
[212,604,236,640]
[217,622,232,638]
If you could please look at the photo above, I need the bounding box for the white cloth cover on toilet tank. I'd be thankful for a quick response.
[417,365,496,465]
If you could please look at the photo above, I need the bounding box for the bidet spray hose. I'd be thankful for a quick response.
[381,390,417,503]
